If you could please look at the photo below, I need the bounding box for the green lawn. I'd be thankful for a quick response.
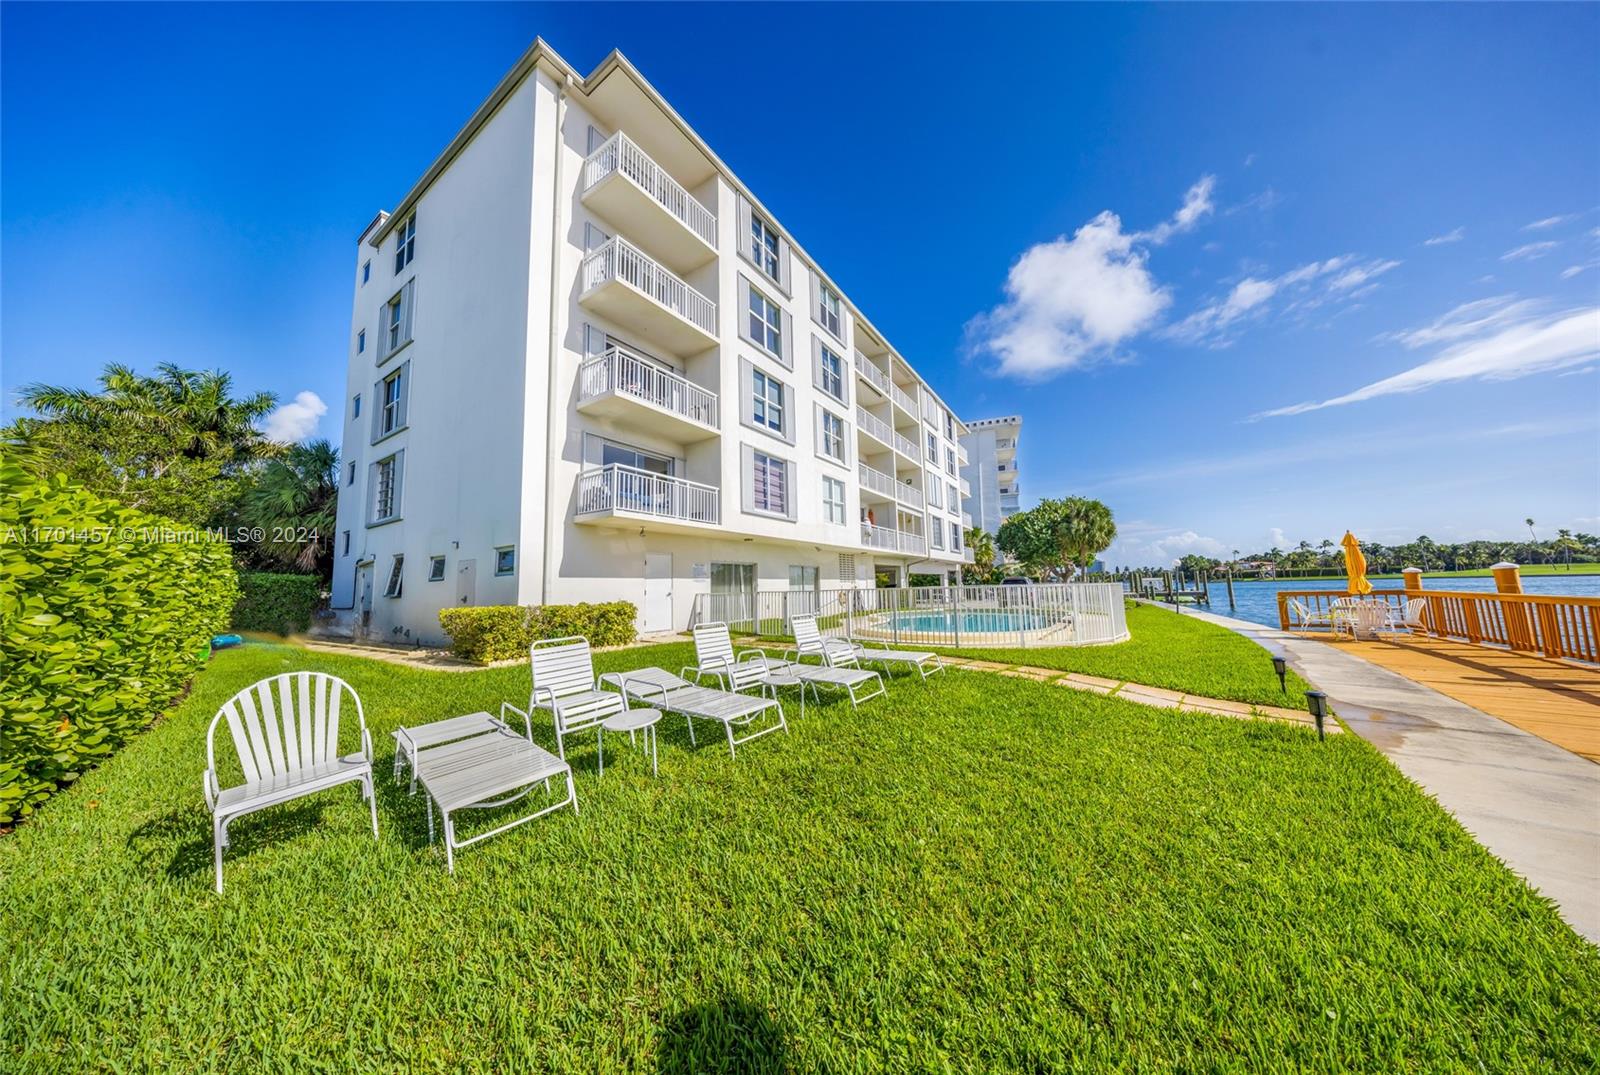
[932,603,1312,706]
[3,641,1596,1072]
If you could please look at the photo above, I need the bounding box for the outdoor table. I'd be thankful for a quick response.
[401,713,577,873]
[599,708,663,776]
[393,711,501,793]
[761,669,808,720]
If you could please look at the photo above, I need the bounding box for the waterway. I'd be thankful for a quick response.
[1197,574,1600,628]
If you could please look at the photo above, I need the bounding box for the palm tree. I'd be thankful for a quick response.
[239,440,340,578]
[963,528,997,583]
[1556,528,1577,569]
[1526,517,1537,542]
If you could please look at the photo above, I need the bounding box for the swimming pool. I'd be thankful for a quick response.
[888,609,1060,634]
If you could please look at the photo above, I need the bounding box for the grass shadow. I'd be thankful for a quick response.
[127,798,333,882]
[657,996,788,1075]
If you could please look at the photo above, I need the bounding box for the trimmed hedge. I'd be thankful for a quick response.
[233,571,321,634]
[0,467,238,824]
[439,602,637,664]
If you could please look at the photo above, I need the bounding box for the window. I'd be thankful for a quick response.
[747,285,782,356]
[353,394,361,418]
[361,260,370,285]
[347,462,356,486]
[789,564,818,591]
[341,530,350,556]
[818,344,844,401]
[947,447,957,474]
[822,476,845,524]
[927,431,938,460]
[600,439,673,475]
[816,282,842,338]
[945,412,954,440]
[948,483,959,510]
[951,522,962,551]
[380,366,406,437]
[393,213,415,274]
[371,452,403,524]
[932,525,945,550]
[357,330,366,354]
[384,554,404,598]
[749,211,780,281]
[753,369,784,431]
[752,451,787,515]
[495,546,515,576]
[819,410,844,462]
[928,479,942,509]
[383,281,414,357]
[429,555,446,581]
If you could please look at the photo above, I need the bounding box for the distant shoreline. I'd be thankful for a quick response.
[1219,563,1600,582]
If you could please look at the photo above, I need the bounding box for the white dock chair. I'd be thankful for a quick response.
[508,636,625,761]
[687,622,787,700]
[1288,599,1332,630]
[1386,598,1428,637]
[204,672,376,893]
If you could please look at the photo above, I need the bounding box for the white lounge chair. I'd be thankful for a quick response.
[204,672,377,893]
[694,620,885,710]
[507,636,627,761]
[1384,598,1429,637]
[599,667,787,758]
[1287,598,1333,630]
[786,614,944,681]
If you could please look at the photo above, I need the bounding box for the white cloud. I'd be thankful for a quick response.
[966,176,1215,380]
[1424,227,1465,246]
[1147,530,1227,565]
[1268,528,1289,549]
[1561,262,1597,280]
[1378,295,1541,349]
[1328,259,1401,292]
[1166,255,1395,346]
[264,390,328,443]
[1524,214,1575,231]
[1256,305,1600,418]
[1503,241,1559,261]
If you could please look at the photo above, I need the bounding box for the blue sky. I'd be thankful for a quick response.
[4,3,1597,565]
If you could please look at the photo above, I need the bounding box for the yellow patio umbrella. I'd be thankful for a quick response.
[1341,531,1373,595]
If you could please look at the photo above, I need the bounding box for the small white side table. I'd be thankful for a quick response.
[600,708,663,776]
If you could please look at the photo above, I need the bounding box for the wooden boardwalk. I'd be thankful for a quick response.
[1316,635,1600,763]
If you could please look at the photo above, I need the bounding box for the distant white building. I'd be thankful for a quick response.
[329,40,972,645]
[960,416,1022,537]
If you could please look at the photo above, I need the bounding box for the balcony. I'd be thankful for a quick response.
[858,462,924,510]
[581,132,717,274]
[856,405,894,449]
[578,347,719,441]
[960,476,972,498]
[962,511,973,528]
[575,464,720,534]
[861,524,926,556]
[579,237,717,358]
[957,443,969,466]
[855,352,892,397]
[889,380,918,418]
[892,427,920,464]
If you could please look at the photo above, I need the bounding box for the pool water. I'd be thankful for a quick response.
[890,610,1058,633]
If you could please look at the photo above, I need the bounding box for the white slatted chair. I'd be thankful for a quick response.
[204,672,376,893]
[787,614,944,681]
[1384,598,1429,637]
[507,636,625,761]
[687,622,788,698]
[1287,599,1333,630]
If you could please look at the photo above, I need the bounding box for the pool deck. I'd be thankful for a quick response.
[1189,607,1600,945]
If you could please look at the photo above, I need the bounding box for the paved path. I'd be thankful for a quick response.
[1187,607,1600,946]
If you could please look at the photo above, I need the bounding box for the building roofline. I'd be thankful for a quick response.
[364,38,964,423]
[965,415,1023,428]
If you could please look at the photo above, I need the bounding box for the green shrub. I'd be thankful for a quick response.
[232,571,321,634]
[439,601,637,664]
[0,467,238,824]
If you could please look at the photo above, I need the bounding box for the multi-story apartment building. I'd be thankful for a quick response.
[960,416,1022,537]
[329,40,971,644]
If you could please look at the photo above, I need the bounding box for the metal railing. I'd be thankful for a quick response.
[895,478,924,511]
[691,582,1129,650]
[581,132,717,249]
[580,237,717,337]
[1277,586,1600,661]
[893,427,920,461]
[889,380,918,416]
[579,347,719,428]
[856,405,894,447]
[855,353,892,396]
[957,444,969,465]
[861,523,902,551]
[857,462,896,500]
[576,464,719,525]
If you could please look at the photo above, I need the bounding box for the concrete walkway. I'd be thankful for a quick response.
[1188,607,1600,945]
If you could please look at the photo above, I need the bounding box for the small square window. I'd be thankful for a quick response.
[353,394,361,418]
[341,530,350,556]
[357,329,366,354]
[361,260,371,285]
[495,546,516,576]
[384,554,404,598]
[347,462,356,485]
[429,555,446,582]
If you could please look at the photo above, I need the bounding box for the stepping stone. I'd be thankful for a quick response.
[1056,677,1115,696]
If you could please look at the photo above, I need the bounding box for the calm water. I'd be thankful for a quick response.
[1195,574,1600,629]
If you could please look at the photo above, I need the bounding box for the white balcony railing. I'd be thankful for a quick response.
[582,132,717,250]
[855,352,892,396]
[894,478,924,511]
[861,524,926,555]
[889,380,918,416]
[957,444,969,465]
[900,529,928,555]
[858,462,896,500]
[576,464,719,525]
[893,428,920,461]
[856,405,894,447]
[579,347,718,428]
[580,237,716,337]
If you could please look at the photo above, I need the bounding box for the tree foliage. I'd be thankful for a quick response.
[237,439,340,577]
[997,497,1117,578]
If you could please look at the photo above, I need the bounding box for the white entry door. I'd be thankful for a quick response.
[643,553,673,632]
[456,559,477,607]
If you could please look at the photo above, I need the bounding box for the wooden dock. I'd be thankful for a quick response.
[1318,635,1600,763]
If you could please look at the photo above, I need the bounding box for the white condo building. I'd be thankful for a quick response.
[330,40,973,644]
[959,416,1022,537]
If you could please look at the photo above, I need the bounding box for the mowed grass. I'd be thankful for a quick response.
[935,603,1312,706]
[2,641,1597,1073]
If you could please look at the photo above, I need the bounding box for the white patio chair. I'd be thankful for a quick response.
[786,614,944,681]
[687,622,788,699]
[1385,598,1429,637]
[1287,598,1333,630]
[506,636,626,761]
[204,672,376,893]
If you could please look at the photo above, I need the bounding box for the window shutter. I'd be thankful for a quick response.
[809,268,821,323]
[740,444,755,514]
[583,323,604,359]
[737,196,752,261]
[402,280,415,345]
[812,402,822,456]
[391,450,405,518]
[780,308,793,367]
[811,335,823,393]
[394,360,410,429]
[782,458,797,521]
[738,358,755,428]
[777,237,792,294]
[780,380,795,445]
[737,277,753,347]
[839,350,851,408]
[370,379,383,444]
[586,124,604,154]
[841,414,852,467]
[839,307,852,352]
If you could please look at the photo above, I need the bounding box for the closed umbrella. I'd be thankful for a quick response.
[1341,531,1373,595]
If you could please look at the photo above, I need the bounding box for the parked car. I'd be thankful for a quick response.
[1001,576,1033,586]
